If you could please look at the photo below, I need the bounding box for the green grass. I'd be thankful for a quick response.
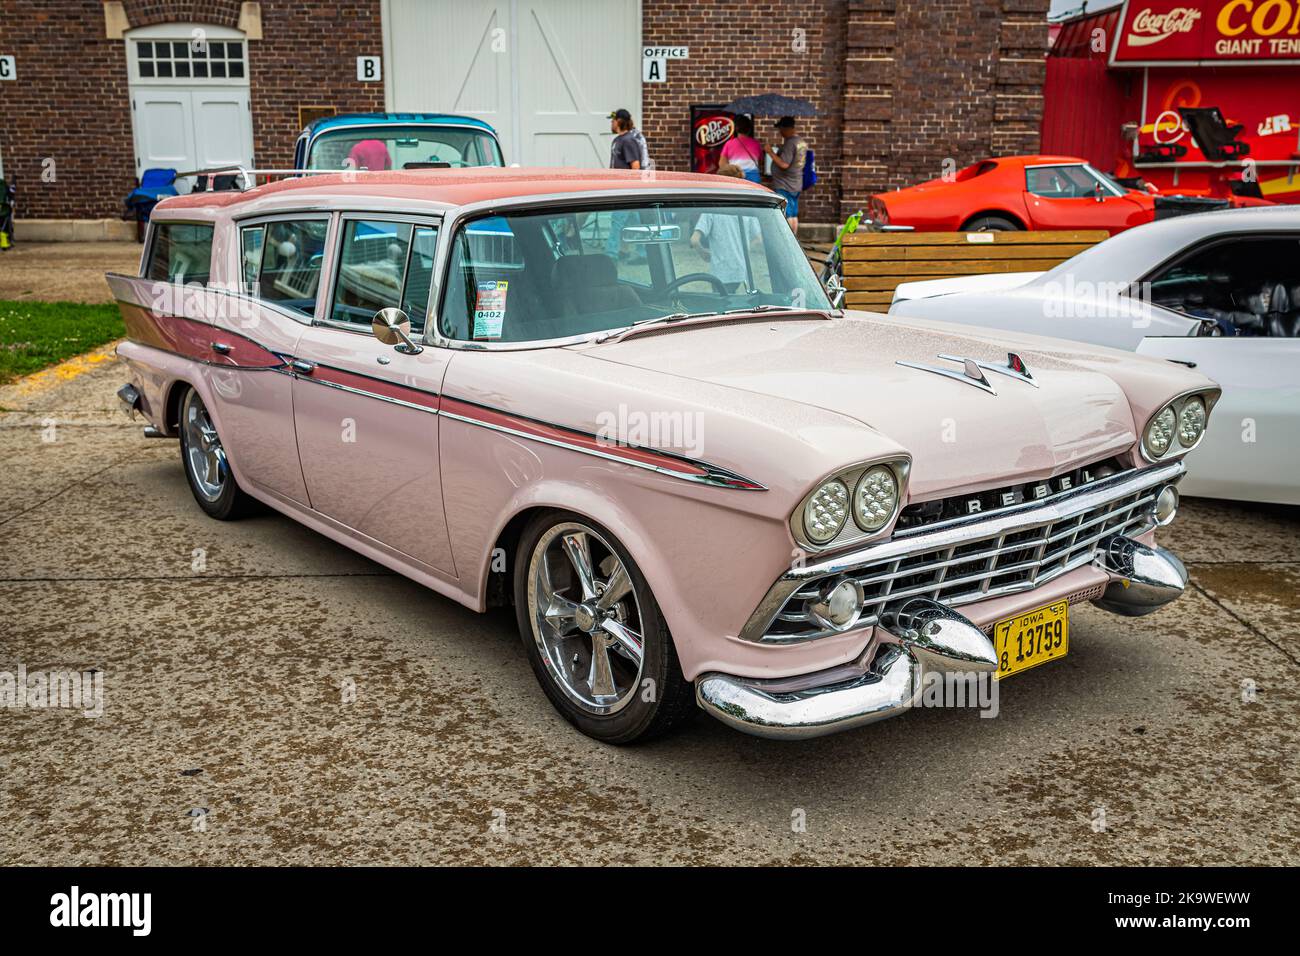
[0,300,124,384]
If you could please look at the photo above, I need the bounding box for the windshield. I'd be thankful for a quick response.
[1083,163,1126,196]
[306,125,504,170]
[439,201,831,344]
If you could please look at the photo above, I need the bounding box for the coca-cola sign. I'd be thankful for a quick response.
[1111,0,1300,63]
[1128,6,1203,45]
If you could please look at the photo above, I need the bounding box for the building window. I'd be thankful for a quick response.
[134,38,246,81]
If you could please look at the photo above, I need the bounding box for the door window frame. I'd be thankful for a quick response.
[230,211,335,324]
[1024,162,1125,200]
[320,212,444,335]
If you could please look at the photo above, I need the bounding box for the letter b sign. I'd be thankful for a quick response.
[356,56,381,82]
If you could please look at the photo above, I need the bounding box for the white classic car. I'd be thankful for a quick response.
[890,206,1299,505]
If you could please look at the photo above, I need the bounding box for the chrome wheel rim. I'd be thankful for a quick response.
[182,390,227,502]
[527,522,645,716]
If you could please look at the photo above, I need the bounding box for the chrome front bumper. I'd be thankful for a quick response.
[697,532,1188,739]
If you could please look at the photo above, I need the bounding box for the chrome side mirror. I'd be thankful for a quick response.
[372,307,423,354]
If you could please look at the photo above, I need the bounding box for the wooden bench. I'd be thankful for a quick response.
[840,230,1110,310]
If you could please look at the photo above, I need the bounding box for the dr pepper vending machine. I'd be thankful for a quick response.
[691,106,737,174]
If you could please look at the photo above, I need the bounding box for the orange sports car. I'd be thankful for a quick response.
[869,155,1163,235]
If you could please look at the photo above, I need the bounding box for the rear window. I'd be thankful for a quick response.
[145,222,214,286]
[955,161,997,182]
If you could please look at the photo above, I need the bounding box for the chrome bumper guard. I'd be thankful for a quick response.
[1092,534,1187,616]
[116,383,141,416]
[697,598,997,740]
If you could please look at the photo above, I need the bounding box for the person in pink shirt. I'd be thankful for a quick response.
[345,139,392,171]
[720,114,763,183]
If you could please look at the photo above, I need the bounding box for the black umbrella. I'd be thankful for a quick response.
[722,94,818,118]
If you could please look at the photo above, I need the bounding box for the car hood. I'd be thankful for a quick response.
[580,312,1141,500]
[891,271,1046,304]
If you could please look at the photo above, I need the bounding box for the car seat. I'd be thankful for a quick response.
[551,254,641,315]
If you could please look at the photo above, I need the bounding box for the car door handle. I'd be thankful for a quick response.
[290,359,316,375]
[211,342,232,355]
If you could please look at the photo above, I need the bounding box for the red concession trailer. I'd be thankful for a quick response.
[1043,0,1300,204]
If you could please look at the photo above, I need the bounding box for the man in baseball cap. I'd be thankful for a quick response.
[766,116,807,232]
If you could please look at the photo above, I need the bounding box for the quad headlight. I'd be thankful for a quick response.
[853,465,898,532]
[1144,406,1177,458]
[1178,397,1207,447]
[1141,390,1218,462]
[795,459,908,549]
[802,479,849,545]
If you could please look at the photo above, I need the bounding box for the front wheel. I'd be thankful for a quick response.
[514,511,697,743]
[177,386,254,520]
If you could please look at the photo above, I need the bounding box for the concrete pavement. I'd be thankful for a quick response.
[1,351,1296,865]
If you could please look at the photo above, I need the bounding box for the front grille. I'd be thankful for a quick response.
[762,469,1165,643]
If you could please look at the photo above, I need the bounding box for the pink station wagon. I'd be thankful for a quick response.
[109,168,1217,743]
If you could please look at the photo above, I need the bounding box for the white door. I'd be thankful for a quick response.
[383,0,641,167]
[193,90,253,170]
[126,24,254,178]
[132,90,198,173]
[1137,336,1300,506]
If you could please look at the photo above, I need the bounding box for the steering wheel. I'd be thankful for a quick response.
[664,272,729,305]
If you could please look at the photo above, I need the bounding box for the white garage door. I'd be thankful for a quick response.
[126,24,255,178]
[382,0,641,167]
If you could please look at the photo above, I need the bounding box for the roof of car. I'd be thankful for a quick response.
[302,112,499,136]
[154,167,771,213]
[997,155,1087,166]
[1037,204,1300,283]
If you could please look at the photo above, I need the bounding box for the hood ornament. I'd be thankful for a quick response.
[938,352,1038,389]
[895,352,1037,395]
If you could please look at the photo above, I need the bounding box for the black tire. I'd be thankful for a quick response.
[962,214,1021,232]
[513,510,697,744]
[177,385,254,520]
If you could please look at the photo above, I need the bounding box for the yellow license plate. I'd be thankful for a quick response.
[993,600,1069,680]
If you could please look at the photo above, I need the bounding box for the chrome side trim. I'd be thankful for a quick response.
[740,460,1185,643]
[437,406,766,491]
[297,374,439,415]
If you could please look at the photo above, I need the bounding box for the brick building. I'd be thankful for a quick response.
[0,0,1049,232]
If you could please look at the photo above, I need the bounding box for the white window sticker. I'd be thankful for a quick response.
[473,280,508,339]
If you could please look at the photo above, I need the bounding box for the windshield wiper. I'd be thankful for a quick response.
[591,305,819,345]
[593,311,720,343]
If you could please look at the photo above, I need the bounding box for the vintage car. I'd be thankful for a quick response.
[890,206,1300,506]
[293,112,505,171]
[869,154,1265,235]
[109,168,1216,742]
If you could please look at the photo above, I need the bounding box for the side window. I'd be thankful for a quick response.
[1148,236,1300,335]
[400,225,439,334]
[257,219,329,318]
[145,222,214,286]
[329,219,413,328]
[239,224,265,294]
[1025,165,1093,199]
